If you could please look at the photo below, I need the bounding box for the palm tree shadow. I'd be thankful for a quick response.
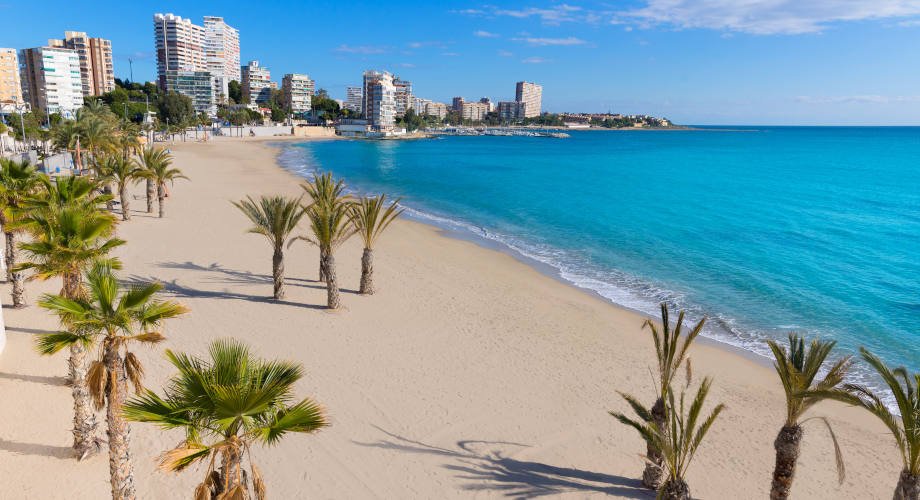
[0,439,73,459]
[156,261,359,294]
[0,372,68,386]
[123,274,330,310]
[354,427,652,499]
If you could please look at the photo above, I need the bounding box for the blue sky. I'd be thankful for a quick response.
[4,0,920,125]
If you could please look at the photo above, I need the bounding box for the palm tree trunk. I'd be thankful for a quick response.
[324,252,340,309]
[219,444,245,495]
[360,247,374,295]
[104,184,115,212]
[894,470,920,500]
[642,397,666,489]
[157,183,166,218]
[272,247,284,299]
[7,232,25,308]
[318,247,328,282]
[770,424,803,499]
[104,344,136,499]
[119,184,130,221]
[4,229,13,282]
[64,271,99,460]
[145,179,154,213]
[660,478,691,500]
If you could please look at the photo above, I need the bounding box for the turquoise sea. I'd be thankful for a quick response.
[278,127,920,397]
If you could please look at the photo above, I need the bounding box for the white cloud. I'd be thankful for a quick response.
[521,56,550,64]
[334,44,386,54]
[441,52,461,57]
[498,50,514,57]
[396,62,416,68]
[455,4,590,25]
[796,95,920,104]
[474,30,500,38]
[617,0,920,35]
[513,36,587,46]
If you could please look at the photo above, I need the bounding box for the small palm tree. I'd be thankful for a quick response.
[349,195,403,295]
[301,173,348,282]
[816,348,920,500]
[0,158,43,307]
[612,377,725,500]
[632,304,705,489]
[98,155,142,221]
[766,334,852,499]
[13,179,124,460]
[297,200,355,309]
[233,195,306,299]
[124,339,328,499]
[37,262,187,499]
[137,146,186,218]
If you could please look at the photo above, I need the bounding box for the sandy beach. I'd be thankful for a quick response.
[0,137,901,498]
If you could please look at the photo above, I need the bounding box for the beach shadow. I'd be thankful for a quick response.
[124,274,329,310]
[355,427,651,499]
[0,439,73,459]
[0,372,68,387]
[6,325,53,335]
[156,260,359,294]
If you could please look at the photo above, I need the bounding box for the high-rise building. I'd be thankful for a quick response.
[479,97,494,112]
[164,70,214,115]
[393,77,412,117]
[242,60,275,105]
[282,73,314,115]
[19,46,84,117]
[203,16,240,104]
[48,31,114,96]
[424,102,448,119]
[344,86,362,112]
[515,81,542,118]
[498,101,527,122]
[153,13,207,91]
[0,49,24,105]
[452,96,464,112]
[362,70,396,131]
[461,101,489,122]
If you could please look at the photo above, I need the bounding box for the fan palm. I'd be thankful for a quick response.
[124,339,328,499]
[301,173,348,282]
[612,377,725,500]
[631,304,705,489]
[816,348,920,500]
[0,158,43,307]
[296,199,355,309]
[37,262,187,499]
[233,195,306,299]
[13,179,124,460]
[766,334,852,499]
[98,155,142,221]
[349,195,403,295]
[136,146,186,218]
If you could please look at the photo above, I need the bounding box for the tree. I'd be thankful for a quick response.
[97,155,142,221]
[767,334,851,499]
[299,199,354,309]
[816,349,920,500]
[13,176,124,460]
[124,339,328,499]
[300,173,349,283]
[311,94,341,121]
[612,377,725,500]
[233,195,306,299]
[37,262,187,499]
[0,158,43,307]
[228,80,243,104]
[136,146,169,214]
[399,109,424,132]
[157,91,195,126]
[349,195,403,294]
[136,147,187,218]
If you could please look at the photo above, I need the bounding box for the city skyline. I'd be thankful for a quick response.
[3,1,920,124]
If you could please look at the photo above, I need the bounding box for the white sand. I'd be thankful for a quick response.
[0,138,900,498]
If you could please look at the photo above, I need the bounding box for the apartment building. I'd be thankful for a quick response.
[424,102,448,119]
[153,13,207,90]
[282,73,314,115]
[498,101,527,122]
[393,77,412,117]
[164,70,214,115]
[0,49,23,105]
[461,101,489,121]
[48,31,114,96]
[203,16,240,104]
[452,96,464,112]
[362,70,396,131]
[344,86,363,112]
[19,46,84,117]
[515,81,542,118]
[479,97,494,112]
[242,60,275,105]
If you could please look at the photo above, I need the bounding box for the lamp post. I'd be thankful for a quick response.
[18,104,27,153]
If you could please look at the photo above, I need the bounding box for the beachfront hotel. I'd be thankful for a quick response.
[515,81,542,118]
[47,31,115,97]
[0,49,24,106]
[282,73,315,115]
[18,46,84,117]
[242,60,275,106]
[362,70,396,131]
[203,16,240,104]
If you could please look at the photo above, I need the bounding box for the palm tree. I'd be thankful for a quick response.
[631,304,705,489]
[37,262,187,499]
[766,334,852,499]
[816,348,920,500]
[137,146,186,218]
[297,199,354,309]
[301,173,348,282]
[233,195,306,299]
[349,195,403,295]
[0,158,43,307]
[98,155,142,221]
[612,377,725,500]
[13,178,124,460]
[124,339,328,499]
